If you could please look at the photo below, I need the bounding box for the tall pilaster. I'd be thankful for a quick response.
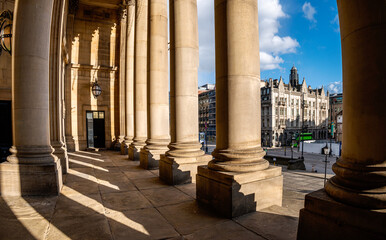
[50,0,69,174]
[121,1,136,155]
[139,0,169,169]
[0,0,62,196]
[196,0,282,218]
[159,0,211,184]
[128,0,148,161]
[117,4,127,151]
[298,1,386,239]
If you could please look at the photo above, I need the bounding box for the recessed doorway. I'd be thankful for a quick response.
[86,111,105,148]
[0,101,12,162]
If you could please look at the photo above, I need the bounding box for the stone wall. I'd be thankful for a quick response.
[65,3,120,150]
[0,0,14,101]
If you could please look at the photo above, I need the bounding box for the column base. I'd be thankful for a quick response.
[65,136,79,152]
[297,189,385,240]
[159,154,212,185]
[140,148,167,170]
[120,141,131,155]
[52,143,69,174]
[0,161,63,196]
[196,165,283,218]
[128,145,142,161]
[112,139,124,151]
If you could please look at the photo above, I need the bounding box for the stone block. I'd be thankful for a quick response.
[0,161,62,196]
[120,142,129,155]
[196,166,283,218]
[139,148,167,170]
[128,145,141,161]
[297,189,386,240]
[159,154,212,185]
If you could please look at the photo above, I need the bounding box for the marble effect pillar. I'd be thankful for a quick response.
[196,0,283,218]
[159,0,211,185]
[121,2,135,155]
[297,1,386,239]
[139,0,170,169]
[129,0,148,161]
[0,0,62,196]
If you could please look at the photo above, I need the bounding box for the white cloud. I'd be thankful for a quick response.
[327,81,342,93]
[302,2,317,23]
[197,0,215,73]
[331,14,340,32]
[260,52,284,70]
[258,0,299,70]
[196,0,299,73]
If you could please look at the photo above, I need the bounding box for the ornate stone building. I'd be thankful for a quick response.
[261,66,329,147]
[198,84,216,142]
[329,93,343,141]
[0,0,384,239]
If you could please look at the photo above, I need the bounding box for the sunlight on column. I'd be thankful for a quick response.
[110,24,117,66]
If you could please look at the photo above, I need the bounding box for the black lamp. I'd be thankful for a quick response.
[0,10,12,56]
[92,78,102,98]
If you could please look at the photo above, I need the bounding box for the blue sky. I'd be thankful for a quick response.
[196,0,343,93]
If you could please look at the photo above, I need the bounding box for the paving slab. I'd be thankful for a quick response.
[107,208,179,240]
[54,194,104,217]
[46,214,112,240]
[157,200,228,235]
[102,191,153,212]
[175,183,196,199]
[184,220,265,240]
[235,205,298,240]
[141,187,193,207]
[132,176,171,190]
[123,169,157,180]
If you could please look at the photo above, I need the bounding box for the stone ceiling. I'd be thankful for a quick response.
[80,0,122,9]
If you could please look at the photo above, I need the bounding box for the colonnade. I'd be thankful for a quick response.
[0,1,384,235]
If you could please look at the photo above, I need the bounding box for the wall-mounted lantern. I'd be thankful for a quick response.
[0,10,13,56]
[92,78,102,98]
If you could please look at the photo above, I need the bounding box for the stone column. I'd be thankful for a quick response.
[0,0,62,196]
[128,0,148,161]
[121,1,135,155]
[139,0,169,169]
[64,1,78,152]
[196,0,283,218]
[117,5,127,152]
[50,0,69,174]
[159,0,211,185]
[297,1,385,239]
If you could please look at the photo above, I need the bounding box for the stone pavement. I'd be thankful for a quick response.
[0,151,330,240]
[266,147,336,176]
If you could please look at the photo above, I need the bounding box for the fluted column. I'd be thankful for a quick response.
[50,0,69,173]
[159,0,211,184]
[129,0,148,161]
[117,5,127,151]
[0,0,62,196]
[297,1,385,239]
[139,0,169,169]
[325,0,386,209]
[121,1,136,155]
[196,0,282,218]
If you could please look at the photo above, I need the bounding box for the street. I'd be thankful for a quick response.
[202,143,336,177]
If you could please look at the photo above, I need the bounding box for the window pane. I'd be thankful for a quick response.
[99,112,104,119]
[93,112,99,119]
[87,112,93,119]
